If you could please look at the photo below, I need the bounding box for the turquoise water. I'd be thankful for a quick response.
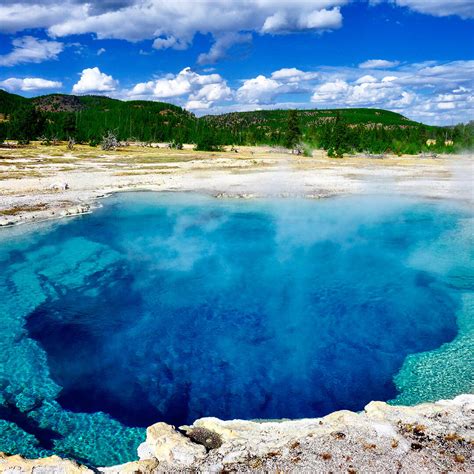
[0,192,472,466]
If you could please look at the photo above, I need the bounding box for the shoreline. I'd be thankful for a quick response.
[1,144,472,227]
[1,145,472,472]
[1,395,473,472]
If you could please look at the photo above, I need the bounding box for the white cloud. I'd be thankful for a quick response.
[72,67,118,94]
[311,79,350,102]
[178,59,471,124]
[45,1,348,40]
[1,0,471,43]
[97,47,106,55]
[437,101,455,109]
[190,82,232,102]
[0,36,63,66]
[120,60,473,124]
[153,75,193,98]
[382,76,398,83]
[185,100,212,111]
[300,7,344,29]
[355,74,378,84]
[394,0,474,19]
[0,3,78,34]
[236,75,283,104]
[271,68,319,82]
[308,60,474,124]
[395,60,474,89]
[311,77,411,108]
[0,1,347,62]
[359,59,400,69]
[235,68,319,104]
[0,77,62,91]
[197,32,252,65]
[261,7,343,33]
[128,67,231,109]
[152,36,189,51]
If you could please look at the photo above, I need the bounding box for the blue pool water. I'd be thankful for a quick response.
[0,193,472,466]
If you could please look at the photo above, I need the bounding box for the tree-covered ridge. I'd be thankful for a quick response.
[0,89,472,154]
[203,108,419,129]
[0,89,28,116]
[201,108,445,153]
[33,94,197,143]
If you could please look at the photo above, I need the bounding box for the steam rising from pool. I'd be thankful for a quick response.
[0,193,472,466]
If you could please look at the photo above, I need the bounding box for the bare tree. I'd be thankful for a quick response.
[101,130,119,151]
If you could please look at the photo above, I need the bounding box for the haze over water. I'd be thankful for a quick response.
[0,192,472,466]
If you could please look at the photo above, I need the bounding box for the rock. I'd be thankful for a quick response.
[181,427,223,450]
[60,204,91,217]
[137,422,206,466]
[99,459,159,473]
[0,453,92,473]
[49,182,69,191]
[0,217,16,227]
[2,396,473,473]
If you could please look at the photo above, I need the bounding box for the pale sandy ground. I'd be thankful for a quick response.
[0,143,472,226]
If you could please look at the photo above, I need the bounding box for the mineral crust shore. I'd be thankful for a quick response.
[1,395,472,473]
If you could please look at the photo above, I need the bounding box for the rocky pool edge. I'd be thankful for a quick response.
[1,394,472,473]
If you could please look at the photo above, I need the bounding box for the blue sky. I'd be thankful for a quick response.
[0,0,473,124]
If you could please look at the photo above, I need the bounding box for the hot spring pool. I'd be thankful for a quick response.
[0,192,472,466]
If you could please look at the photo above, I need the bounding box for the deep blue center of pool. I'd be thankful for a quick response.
[1,192,472,466]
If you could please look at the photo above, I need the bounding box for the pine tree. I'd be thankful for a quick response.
[0,122,7,144]
[9,106,45,144]
[284,110,301,149]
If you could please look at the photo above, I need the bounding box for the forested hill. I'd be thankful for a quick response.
[203,108,419,128]
[0,91,197,143]
[0,89,28,115]
[202,108,421,145]
[0,89,472,154]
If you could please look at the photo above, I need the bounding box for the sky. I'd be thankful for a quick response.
[0,0,473,125]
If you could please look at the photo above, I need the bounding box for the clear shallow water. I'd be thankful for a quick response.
[0,193,472,466]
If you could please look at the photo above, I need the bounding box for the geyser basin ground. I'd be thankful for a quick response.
[0,192,472,467]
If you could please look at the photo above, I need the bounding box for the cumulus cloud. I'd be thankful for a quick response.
[394,0,474,19]
[152,36,189,51]
[261,7,343,33]
[311,76,418,113]
[0,3,77,33]
[0,1,347,63]
[395,60,474,89]
[236,68,319,104]
[128,67,232,109]
[355,74,378,84]
[271,68,319,82]
[45,1,348,40]
[308,60,474,124]
[359,59,400,69]
[236,75,282,104]
[72,67,118,93]
[190,82,232,103]
[0,77,62,91]
[0,36,63,66]
[219,60,473,124]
